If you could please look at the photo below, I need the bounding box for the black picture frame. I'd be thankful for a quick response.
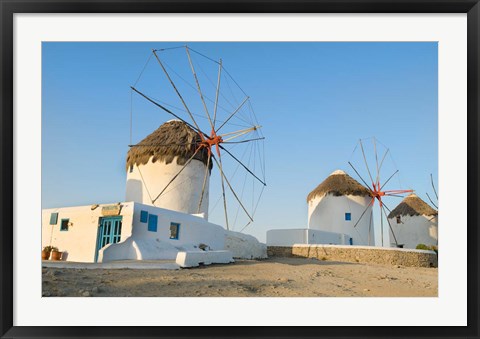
[1,1,478,338]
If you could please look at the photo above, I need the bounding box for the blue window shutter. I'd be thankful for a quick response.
[50,213,58,225]
[345,213,351,221]
[140,210,148,223]
[148,214,158,232]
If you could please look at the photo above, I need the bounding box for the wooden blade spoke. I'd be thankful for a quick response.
[213,153,229,230]
[152,50,204,135]
[431,173,438,200]
[215,96,250,134]
[185,46,215,131]
[382,205,399,246]
[348,161,374,192]
[223,137,265,144]
[376,148,389,184]
[380,200,393,214]
[383,189,414,195]
[373,137,380,186]
[353,197,375,228]
[220,125,261,142]
[359,139,375,185]
[380,205,384,247]
[213,59,222,127]
[380,170,399,191]
[426,192,439,209]
[152,147,201,204]
[129,143,197,147]
[212,154,254,223]
[197,155,211,213]
[130,86,209,138]
[219,145,266,186]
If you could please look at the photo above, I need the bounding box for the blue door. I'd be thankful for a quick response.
[95,216,122,262]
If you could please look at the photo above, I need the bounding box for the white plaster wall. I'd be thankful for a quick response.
[267,229,350,246]
[307,194,374,246]
[266,229,307,246]
[125,157,209,219]
[41,203,134,262]
[388,215,438,249]
[306,229,351,245]
[131,203,225,250]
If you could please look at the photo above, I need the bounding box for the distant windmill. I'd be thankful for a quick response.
[348,137,413,247]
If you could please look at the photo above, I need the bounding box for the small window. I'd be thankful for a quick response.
[60,219,69,231]
[140,210,148,223]
[129,165,134,173]
[396,216,401,224]
[345,213,351,221]
[49,213,58,225]
[148,214,158,232]
[170,222,180,240]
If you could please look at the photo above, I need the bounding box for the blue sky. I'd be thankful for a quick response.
[42,42,438,243]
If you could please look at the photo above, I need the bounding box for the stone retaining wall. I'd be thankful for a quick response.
[267,245,437,268]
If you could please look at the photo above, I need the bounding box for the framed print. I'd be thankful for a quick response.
[1,1,479,338]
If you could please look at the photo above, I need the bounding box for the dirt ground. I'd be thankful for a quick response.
[42,257,437,297]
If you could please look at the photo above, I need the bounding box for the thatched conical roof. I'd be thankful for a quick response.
[126,120,211,171]
[387,193,438,218]
[307,170,372,202]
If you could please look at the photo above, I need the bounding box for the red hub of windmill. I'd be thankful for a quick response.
[197,129,223,158]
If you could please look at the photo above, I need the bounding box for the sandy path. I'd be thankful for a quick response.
[42,257,437,297]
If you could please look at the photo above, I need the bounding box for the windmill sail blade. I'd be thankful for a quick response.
[152,50,204,134]
[223,137,265,144]
[220,125,260,142]
[212,153,229,230]
[380,170,399,190]
[185,46,215,131]
[212,154,254,223]
[353,197,375,228]
[426,192,438,209]
[374,137,380,185]
[431,173,438,200]
[128,143,197,147]
[348,161,373,192]
[359,139,375,185]
[376,148,390,185]
[380,200,393,214]
[380,206,384,247]
[130,87,209,138]
[368,207,373,246]
[220,145,266,186]
[151,147,201,204]
[382,205,399,247]
[215,96,250,133]
[213,59,222,126]
[197,155,211,213]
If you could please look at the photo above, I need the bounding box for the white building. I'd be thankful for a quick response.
[42,121,266,263]
[267,169,374,246]
[387,193,438,249]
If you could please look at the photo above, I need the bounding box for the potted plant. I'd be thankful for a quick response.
[50,247,62,261]
[42,246,53,260]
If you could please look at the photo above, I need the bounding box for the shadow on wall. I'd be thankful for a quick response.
[126,179,143,203]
